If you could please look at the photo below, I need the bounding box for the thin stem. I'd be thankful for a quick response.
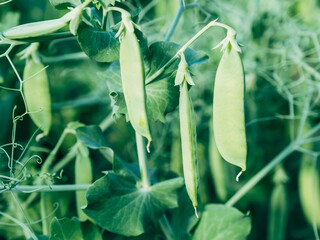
[164,0,185,41]
[51,145,77,173]
[146,19,233,84]
[13,184,91,193]
[159,215,175,240]
[226,142,297,206]
[41,129,74,172]
[136,133,150,188]
[99,112,114,132]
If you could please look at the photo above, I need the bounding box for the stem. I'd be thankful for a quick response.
[41,129,74,173]
[51,145,77,173]
[99,112,114,131]
[13,184,91,193]
[164,0,185,41]
[226,141,297,206]
[159,215,175,240]
[136,133,150,188]
[146,20,234,84]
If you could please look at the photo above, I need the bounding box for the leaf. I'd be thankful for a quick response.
[145,41,208,81]
[171,189,200,240]
[50,217,83,240]
[83,156,184,236]
[97,0,119,8]
[75,125,109,149]
[81,220,103,240]
[192,204,251,240]
[49,0,81,9]
[99,61,179,123]
[99,42,207,122]
[77,22,120,62]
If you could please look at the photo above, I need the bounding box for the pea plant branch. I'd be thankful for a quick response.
[146,19,238,84]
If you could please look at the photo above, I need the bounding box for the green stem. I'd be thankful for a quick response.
[99,112,114,132]
[136,133,150,188]
[13,184,91,193]
[312,158,320,240]
[226,141,297,206]
[164,0,185,41]
[146,20,235,84]
[41,129,74,173]
[159,215,175,240]
[51,145,77,173]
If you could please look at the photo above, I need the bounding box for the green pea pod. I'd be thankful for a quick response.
[40,192,59,235]
[75,141,92,221]
[2,18,69,40]
[119,29,152,144]
[179,79,199,217]
[267,167,288,240]
[170,130,183,177]
[209,119,228,202]
[23,57,52,135]
[299,158,320,229]
[213,44,247,176]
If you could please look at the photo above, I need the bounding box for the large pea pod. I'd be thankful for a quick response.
[209,117,228,201]
[23,57,52,135]
[2,18,69,40]
[213,44,247,175]
[119,29,152,144]
[75,141,93,221]
[267,167,288,240]
[299,158,320,229]
[179,79,199,216]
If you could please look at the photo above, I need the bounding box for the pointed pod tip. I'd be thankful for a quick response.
[236,170,244,182]
[146,140,151,153]
[194,206,199,218]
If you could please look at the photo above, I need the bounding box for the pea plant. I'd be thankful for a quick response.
[0,0,319,240]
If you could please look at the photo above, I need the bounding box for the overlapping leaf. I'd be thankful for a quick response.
[192,204,251,240]
[99,41,207,122]
[83,156,184,236]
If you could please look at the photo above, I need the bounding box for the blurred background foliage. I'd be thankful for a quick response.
[1,0,320,239]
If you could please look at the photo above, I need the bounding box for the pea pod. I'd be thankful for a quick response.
[267,167,288,240]
[178,77,199,217]
[2,18,69,40]
[23,57,52,135]
[119,28,152,144]
[75,141,92,221]
[213,44,247,176]
[209,118,228,201]
[299,158,320,229]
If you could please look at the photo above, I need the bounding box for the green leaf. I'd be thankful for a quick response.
[99,42,207,122]
[49,0,81,9]
[77,22,120,62]
[192,204,251,240]
[75,125,109,149]
[50,217,83,240]
[81,220,103,240]
[145,41,208,81]
[99,61,179,123]
[97,0,119,8]
[171,189,200,240]
[83,157,184,236]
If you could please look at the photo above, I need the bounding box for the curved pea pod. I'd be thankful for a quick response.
[213,44,247,175]
[119,29,152,144]
[209,121,228,201]
[75,141,93,221]
[2,17,69,40]
[23,57,52,135]
[179,79,199,217]
[299,158,320,229]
